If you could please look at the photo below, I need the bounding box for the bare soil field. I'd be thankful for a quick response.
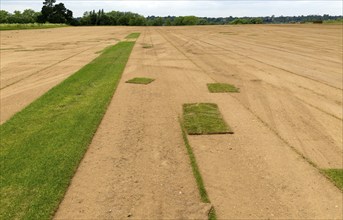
[2,25,342,219]
[0,27,138,123]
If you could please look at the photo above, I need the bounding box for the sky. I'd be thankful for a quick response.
[1,0,342,18]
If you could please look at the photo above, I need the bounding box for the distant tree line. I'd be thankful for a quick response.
[79,10,146,26]
[76,13,342,26]
[0,0,342,26]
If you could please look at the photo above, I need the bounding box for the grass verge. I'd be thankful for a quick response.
[179,120,217,220]
[322,169,343,190]
[0,40,136,220]
[0,23,68,31]
[125,32,140,39]
[183,103,233,135]
[126,77,155,84]
[207,83,239,93]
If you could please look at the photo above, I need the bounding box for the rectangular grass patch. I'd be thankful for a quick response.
[207,83,239,93]
[125,32,140,39]
[322,169,343,190]
[183,103,233,135]
[0,39,136,220]
[126,77,154,85]
[142,43,153,48]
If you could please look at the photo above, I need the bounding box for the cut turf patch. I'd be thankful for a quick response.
[125,32,140,39]
[183,103,233,135]
[322,169,343,190]
[142,43,153,48]
[207,83,239,93]
[126,77,155,85]
[0,39,136,220]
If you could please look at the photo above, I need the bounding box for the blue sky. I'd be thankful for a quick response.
[1,1,342,17]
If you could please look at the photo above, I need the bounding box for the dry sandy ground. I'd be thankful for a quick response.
[0,27,137,123]
[1,25,342,219]
[166,25,343,169]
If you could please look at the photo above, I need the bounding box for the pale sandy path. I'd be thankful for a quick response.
[54,29,210,219]
[56,26,342,219]
[0,27,137,123]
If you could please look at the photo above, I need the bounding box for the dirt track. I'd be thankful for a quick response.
[2,25,342,219]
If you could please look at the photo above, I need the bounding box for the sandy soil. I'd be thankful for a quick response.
[2,25,342,219]
[0,27,138,123]
[54,29,211,219]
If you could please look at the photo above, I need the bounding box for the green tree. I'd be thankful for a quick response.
[38,1,73,24]
[250,17,263,24]
[43,0,56,7]
[197,18,208,25]
[173,16,184,25]
[22,9,40,23]
[165,18,172,26]
[0,10,10,23]
[182,16,198,25]
[7,11,23,23]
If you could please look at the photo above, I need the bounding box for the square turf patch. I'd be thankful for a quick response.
[207,83,239,93]
[183,103,233,135]
[126,77,155,85]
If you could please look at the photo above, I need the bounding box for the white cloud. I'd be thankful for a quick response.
[1,1,342,17]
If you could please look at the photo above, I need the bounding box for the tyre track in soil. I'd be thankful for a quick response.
[214,26,342,64]
[164,29,342,169]
[166,29,342,122]
[181,30,342,90]
[215,33,342,64]
[194,28,342,65]
[0,44,104,90]
[209,33,342,90]
[184,33,343,120]
[176,29,343,122]
[157,27,342,219]
[0,27,133,124]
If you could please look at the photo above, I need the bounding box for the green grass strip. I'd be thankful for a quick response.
[180,121,210,203]
[322,169,343,190]
[183,103,233,135]
[179,120,217,220]
[0,23,68,31]
[0,39,137,220]
[207,83,239,93]
[125,32,140,39]
[126,77,155,84]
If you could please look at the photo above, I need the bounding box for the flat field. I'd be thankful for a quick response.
[1,25,342,219]
[0,27,138,123]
